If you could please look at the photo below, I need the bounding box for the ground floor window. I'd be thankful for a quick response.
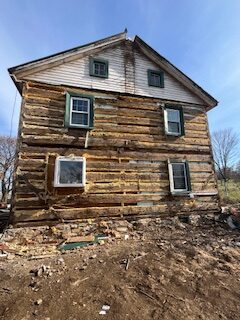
[54,156,86,187]
[168,160,191,194]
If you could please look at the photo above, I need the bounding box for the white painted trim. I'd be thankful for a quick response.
[54,156,86,187]
[164,108,181,136]
[168,160,188,193]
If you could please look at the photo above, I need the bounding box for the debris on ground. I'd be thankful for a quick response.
[0,215,240,319]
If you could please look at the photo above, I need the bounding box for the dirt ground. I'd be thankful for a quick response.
[1,218,240,320]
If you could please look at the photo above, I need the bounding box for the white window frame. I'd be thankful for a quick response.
[70,97,90,128]
[54,156,86,188]
[168,160,189,193]
[164,108,182,136]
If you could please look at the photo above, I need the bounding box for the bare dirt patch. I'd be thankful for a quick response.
[0,219,240,320]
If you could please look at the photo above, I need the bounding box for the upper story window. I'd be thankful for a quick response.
[164,105,185,136]
[65,92,94,129]
[148,69,164,88]
[168,160,191,194]
[54,156,86,187]
[89,58,108,78]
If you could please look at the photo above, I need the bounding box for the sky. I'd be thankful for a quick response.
[0,0,240,138]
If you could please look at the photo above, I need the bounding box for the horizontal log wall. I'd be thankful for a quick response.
[11,81,219,224]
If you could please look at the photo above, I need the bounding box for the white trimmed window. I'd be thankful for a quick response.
[168,160,191,193]
[164,106,184,136]
[65,92,94,129]
[54,157,86,187]
[70,97,90,127]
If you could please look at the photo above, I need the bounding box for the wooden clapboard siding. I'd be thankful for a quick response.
[23,42,204,105]
[10,81,219,224]
[134,50,203,104]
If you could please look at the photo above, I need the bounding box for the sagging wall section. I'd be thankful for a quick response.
[11,81,220,225]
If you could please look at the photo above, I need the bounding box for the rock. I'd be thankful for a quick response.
[6,254,15,260]
[115,227,128,233]
[57,258,65,264]
[90,254,97,259]
[79,265,87,270]
[35,298,43,305]
[189,214,201,226]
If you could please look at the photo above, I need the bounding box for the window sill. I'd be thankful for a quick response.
[165,132,182,137]
[90,73,108,78]
[67,125,93,130]
[170,191,191,196]
[148,84,164,88]
[54,184,85,188]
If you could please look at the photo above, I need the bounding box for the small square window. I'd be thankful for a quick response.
[90,58,108,78]
[65,92,94,129]
[54,157,86,187]
[164,106,184,136]
[168,160,191,194]
[148,69,164,88]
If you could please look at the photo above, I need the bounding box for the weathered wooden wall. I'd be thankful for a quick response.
[11,81,219,225]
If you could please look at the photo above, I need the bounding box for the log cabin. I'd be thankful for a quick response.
[8,30,219,225]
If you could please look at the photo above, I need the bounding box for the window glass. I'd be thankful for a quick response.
[72,113,88,126]
[94,61,107,76]
[172,163,187,190]
[151,73,161,87]
[167,108,181,134]
[72,99,88,112]
[168,109,180,122]
[59,160,83,185]
[70,98,89,126]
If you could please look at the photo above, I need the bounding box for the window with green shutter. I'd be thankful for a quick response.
[89,58,108,78]
[65,92,94,129]
[164,105,185,136]
[148,69,164,88]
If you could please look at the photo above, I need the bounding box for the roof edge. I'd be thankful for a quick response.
[8,30,127,74]
[134,36,218,109]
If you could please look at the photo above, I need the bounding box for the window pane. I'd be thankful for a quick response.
[150,73,160,86]
[72,99,89,112]
[99,63,106,75]
[172,163,187,190]
[173,177,186,190]
[168,121,180,134]
[167,109,180,122]
[172,163,185,176]
[72,112,88,126]
[94,62,106,76]
[59,161,83,184]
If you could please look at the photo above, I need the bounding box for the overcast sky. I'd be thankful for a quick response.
[0,0,240,137]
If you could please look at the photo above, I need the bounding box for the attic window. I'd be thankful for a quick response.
[65,92,94,129]
[54,156,86,187]
[168,160,191,194]
[90,58,108,78]
[148,69,164,88]
[164,105,185,136]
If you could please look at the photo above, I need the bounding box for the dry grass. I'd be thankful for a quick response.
[218,180,240,204]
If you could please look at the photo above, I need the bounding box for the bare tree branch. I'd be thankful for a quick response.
[212,128,239,196]
[0,135,16,203]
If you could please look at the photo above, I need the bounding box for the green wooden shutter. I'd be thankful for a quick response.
[64,92,71,128]
[185,161,192,191]
[179,107,185,136]
[89,96,94,129]
[89,58,94,76]
[159,71,164,88]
